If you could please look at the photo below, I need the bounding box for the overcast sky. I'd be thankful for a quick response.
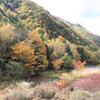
[33,0,100,36]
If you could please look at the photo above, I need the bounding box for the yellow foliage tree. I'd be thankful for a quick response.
[0,24,15,56]
[52,59,63,70]
[47,37,65,57]
[17,5,29,14]
[11,42,36,64]
[29,30,47,54]
[0,24,15,41]
[28,30,48,68]
[71,44,80,59]
[57,35,65,42]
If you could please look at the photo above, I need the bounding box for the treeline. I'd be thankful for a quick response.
[0,0,100,80]
[0,23,100,80]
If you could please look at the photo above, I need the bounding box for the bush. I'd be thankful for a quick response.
[32,83,56,99]
[3,61,30,80]
[73,60,86,70]
[61,53,74,70]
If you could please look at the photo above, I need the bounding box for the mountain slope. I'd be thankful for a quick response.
[0,0,100,79]
[0,0,95,45]
[0,0,100,46]
[69,23,100,47]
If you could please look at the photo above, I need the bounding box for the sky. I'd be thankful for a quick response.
[33,0,100,36]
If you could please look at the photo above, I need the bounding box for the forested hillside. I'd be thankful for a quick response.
[0,0,100,80]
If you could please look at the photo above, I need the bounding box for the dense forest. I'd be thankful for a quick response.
[0,0,100,80]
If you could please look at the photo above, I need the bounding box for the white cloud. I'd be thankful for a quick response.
[82,0,100,17]
[34,0,85,18]
[72,17,100,35]
[33,0,100,36]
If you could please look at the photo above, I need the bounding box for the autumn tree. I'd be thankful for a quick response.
[71,44,80,59]
[28,30,48,70]
[11,42,35,63]
[77,46,98,65]
[54,37,66,55]
[11,42,37,72]
[73,59,86,70]
[0,24,26,76]
[47,37,66,58]
[0,24,15,57]
[11,30,48,75]
[52,59,63,71]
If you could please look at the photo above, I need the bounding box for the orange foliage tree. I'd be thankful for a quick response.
[73,59,86,70]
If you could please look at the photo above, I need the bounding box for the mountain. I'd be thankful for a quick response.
[0,0,100,79]
[1,0,100,46]
[68,23,100,47]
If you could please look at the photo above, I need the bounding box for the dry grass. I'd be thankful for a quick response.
[60,68,100,83]
[0,82,34,100]
[0,68,100,100]
[0,81,100,100]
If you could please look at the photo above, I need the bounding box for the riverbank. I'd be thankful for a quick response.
[0,73,100,100]
[0,67,100,99]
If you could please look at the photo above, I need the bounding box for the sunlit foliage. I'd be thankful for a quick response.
[0,24,15,57]
[28,30,48,69]
[73,59,86,70]
[0,23,15,41]
[0,0,100,81]
[11,42,35,64]
[52,59,63,70]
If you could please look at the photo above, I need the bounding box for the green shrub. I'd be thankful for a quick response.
[3,61,30,80]
[61,53,74,70]
[77,46,100,65]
